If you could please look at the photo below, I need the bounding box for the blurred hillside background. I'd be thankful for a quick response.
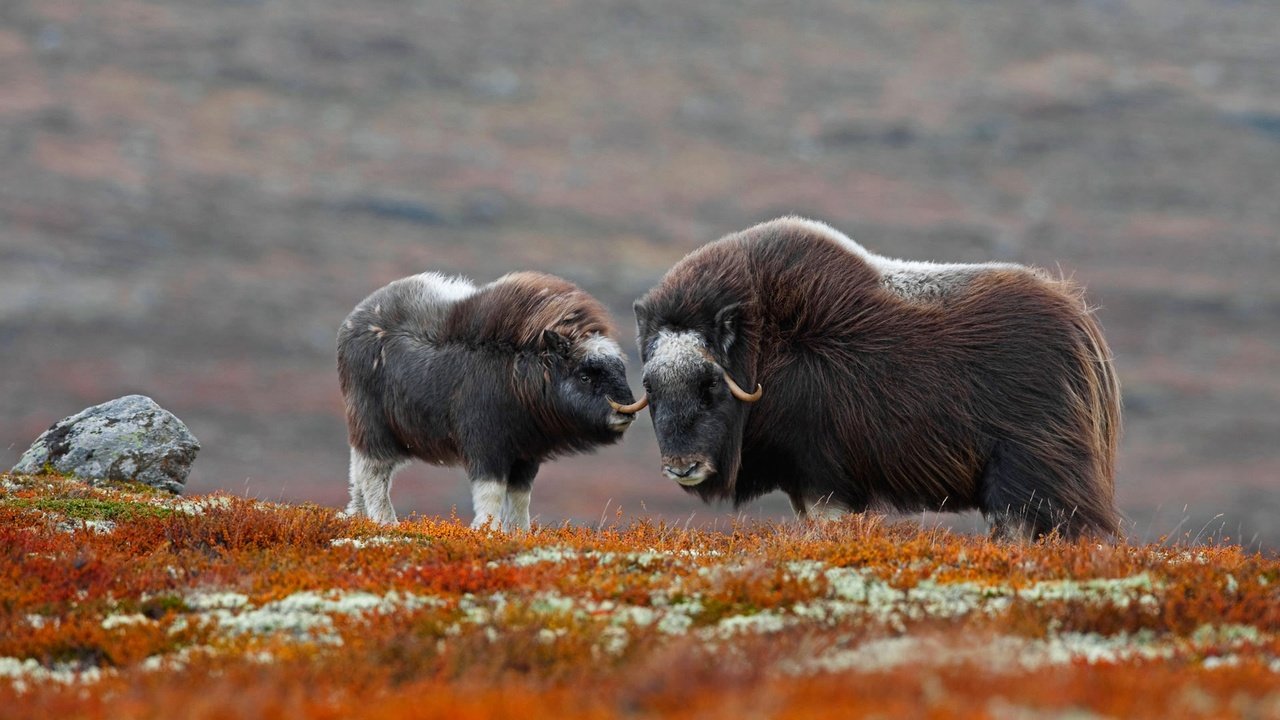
[2,0,1277,546]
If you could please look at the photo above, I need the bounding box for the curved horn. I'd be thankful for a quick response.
[723,372,763,403]
[608,394,649,414]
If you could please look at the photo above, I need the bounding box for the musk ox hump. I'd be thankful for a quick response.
[766,215,1025,302]
[467,271,619,351]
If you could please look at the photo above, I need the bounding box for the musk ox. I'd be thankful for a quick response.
[337,271,643,530]
[632,217,1121,540]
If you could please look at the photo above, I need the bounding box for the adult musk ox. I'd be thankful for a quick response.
[338,271,643,530]
[633,217,1121,540]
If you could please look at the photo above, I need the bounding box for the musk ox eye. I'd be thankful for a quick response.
[579,373,592,385]
[699,378,718,405]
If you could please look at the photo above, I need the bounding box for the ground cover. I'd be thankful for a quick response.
[1,474,1277,718]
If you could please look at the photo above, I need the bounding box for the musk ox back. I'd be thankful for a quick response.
[633,217,1121,540]
[338,271,641,530]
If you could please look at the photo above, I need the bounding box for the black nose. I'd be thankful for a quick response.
[663,461,701,478]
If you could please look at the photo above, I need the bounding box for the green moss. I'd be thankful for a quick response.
[4,497,175,521]
[96,479,169,497]
[125,594,190,618]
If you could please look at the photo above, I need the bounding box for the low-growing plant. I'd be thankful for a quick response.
[0,473,1277,719]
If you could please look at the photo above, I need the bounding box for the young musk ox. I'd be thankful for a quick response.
[632,217,1121,540]
[338,271,644,530]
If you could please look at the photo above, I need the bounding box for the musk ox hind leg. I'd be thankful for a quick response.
[349,449,407,524]
[345,462,367,518]
[787,491,850,521]
[502,459,540,532]
[979,440,1116,542]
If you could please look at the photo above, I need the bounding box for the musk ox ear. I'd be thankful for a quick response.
[542,329,573,358]
[633,299,653,359]
[713,303,742,354]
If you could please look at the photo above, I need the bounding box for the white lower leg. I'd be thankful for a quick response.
[470,478,505,529]
[351,450,402,525]
[805,494,848,521]
[504,487,532,531]
[345,451,367,518]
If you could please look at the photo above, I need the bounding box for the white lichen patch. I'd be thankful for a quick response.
[774,566,1165,631]
[169,496,234,516]
[101,613,151,630]
[471,558,1175,652]
[183,589,441,645]
[56,518,116,534]
[708,611,790,638]
[786,623,1277,677]
[656,606,697,636]
[505,545,707,571]
[0,657,109,693]
[786,632,1166,676]
[438,590,707,656]
[1014,573,1160,608]
[1202,655,1240,670]
[185,592,251,611]
[510,546,584,567]
[330,536,419,549]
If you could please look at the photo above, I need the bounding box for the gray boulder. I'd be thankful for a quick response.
[12,395,200,494]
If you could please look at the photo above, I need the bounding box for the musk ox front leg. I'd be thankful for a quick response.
[467,460,540,531]
[463,441,515,529]
[502,459,539,532]
[469,476,506,529]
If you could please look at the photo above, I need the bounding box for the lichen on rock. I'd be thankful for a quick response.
[12,394,200,494]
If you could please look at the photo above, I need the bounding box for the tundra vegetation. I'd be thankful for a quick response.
[1,473,1278,719]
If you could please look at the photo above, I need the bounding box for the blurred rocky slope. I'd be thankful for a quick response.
[1,0,1277,545]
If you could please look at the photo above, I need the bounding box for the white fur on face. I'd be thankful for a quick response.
[645,330,710,384]
[773,216,1023,302]
[578,333,624,362]
[470,479,505,529]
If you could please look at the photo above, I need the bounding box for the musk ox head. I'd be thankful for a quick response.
[541,329,642,443]
[631,300,761,498]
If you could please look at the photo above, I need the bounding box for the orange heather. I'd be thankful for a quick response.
[0,474,1277,719]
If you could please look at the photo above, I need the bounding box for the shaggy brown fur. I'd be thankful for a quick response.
[442,271,617,350]
[635,217,1121,540]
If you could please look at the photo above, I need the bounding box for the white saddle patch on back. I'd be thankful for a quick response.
[776,216,1022,302]
[406,272,476,308]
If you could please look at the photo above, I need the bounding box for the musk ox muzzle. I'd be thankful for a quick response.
[661,456,714,485]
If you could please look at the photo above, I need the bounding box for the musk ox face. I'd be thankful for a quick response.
[634,304,762,494]
[544,330,640,442]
